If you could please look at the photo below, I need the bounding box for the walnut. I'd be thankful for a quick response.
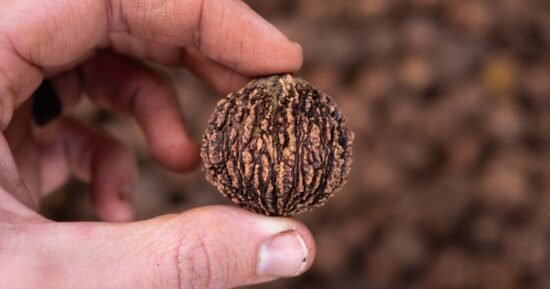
[201,74,354,216]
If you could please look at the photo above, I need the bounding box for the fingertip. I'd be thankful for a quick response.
[254,215,316,276]
[91,184,136,223]
[181,206,316,274]
[150,132,201,172]
[241,36,304,76]
[272,39,304,74]
[182,48,252,95]
[291,41,305,72]
[197,0,304,77]
[290,218,316,273]
[93,192,135,222]
[229,34,305,77]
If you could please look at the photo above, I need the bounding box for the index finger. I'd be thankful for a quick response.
[110,0,303,74]
[0,0,303,113]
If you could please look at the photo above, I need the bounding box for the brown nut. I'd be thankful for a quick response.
[201,74,354,216]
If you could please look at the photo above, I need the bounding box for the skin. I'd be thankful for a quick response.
[0,0,316,288]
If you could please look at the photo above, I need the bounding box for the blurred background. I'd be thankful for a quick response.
[42,0,550,288]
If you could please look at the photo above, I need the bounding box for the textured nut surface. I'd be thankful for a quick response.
[201,74,354,216]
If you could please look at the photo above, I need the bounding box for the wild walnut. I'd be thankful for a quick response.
[201,74,354,216]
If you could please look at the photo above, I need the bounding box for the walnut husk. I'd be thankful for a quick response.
[201,74,354,216]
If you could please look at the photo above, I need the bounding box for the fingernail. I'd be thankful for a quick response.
[257,231,308,277]
[294,42,303,52]
[114,190,134,222]
[113,203,134,222]
[118,191,132,204]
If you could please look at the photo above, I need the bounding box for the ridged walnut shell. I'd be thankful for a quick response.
[201,74,354,216]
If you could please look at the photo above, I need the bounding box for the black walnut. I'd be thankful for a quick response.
[201,74,354,216]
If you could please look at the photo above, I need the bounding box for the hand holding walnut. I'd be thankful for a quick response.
[0,0,315,288]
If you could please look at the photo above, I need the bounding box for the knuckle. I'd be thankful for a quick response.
[192,0,205,48]
[0,65,15,131]
[176,228,228,289]
[178,235,211,289]
[104,0,127,32]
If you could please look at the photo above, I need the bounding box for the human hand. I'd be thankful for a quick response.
[0,1,315,288]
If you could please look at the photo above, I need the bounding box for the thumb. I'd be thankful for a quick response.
[15,206,315,289]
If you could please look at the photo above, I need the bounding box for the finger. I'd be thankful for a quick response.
[33,120,70,196]
[0,132,37,211]
[22,206,315,289]
[81,51,199,171]
[109,33,251,95]
[49,70,83,110]
[35,117,138,222]
[110,0,304,75]
[182,47,251,95]
[8,103,40,203]
[29,76,78,195]
[1,0,303,118]
[108,32,186,67]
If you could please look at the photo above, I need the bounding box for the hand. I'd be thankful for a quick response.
[0,1,315,288]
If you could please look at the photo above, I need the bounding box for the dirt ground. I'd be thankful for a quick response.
[42,1,550,288]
